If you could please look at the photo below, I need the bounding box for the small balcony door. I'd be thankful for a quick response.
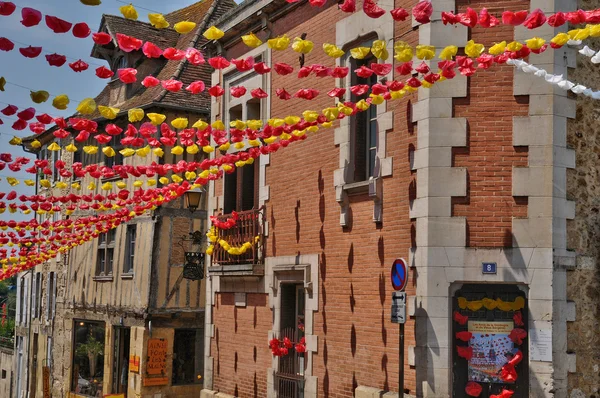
[223,162,259,214]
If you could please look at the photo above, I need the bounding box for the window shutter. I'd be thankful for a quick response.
[31,275,36,320]
[23,278,28,326]
[52,273,57,319]
[46,274,51,321]
[15,277,21,325]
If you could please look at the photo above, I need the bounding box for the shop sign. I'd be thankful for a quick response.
[145,338,168,386]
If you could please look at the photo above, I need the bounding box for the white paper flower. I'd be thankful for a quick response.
[579,46,596,57]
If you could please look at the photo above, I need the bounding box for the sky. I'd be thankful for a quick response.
[0,0,201,221]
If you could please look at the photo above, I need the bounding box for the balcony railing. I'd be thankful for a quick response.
[210,206,265,275]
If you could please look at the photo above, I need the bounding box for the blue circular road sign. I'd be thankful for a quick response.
[391,258,408,291]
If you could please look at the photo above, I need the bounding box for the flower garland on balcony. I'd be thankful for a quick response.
[209,211,239,230]
[204,226,260,256]
[269,336,306,357]
[454,298,528,397]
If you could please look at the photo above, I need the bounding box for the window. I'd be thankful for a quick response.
[1,369,6,379]
[223,163,258,214]
[124,225,136,274]
[115,56,128,71]
[96,229,116,276]
[349,45,378,182]
[172,329,204,385]
[71,321,105,397]
[46,272,56,321]
[17,276,27,325]
[33,272,42,319]
[52,148,61,182]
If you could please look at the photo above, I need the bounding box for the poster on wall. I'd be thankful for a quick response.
[468,321,515,383]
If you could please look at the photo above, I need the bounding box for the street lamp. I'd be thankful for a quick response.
[184,187,205,213]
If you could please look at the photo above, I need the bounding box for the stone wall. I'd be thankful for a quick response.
[566,4,600,394]
[0,347,13,398]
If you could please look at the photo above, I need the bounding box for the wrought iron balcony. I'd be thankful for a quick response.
[209,206,265,276]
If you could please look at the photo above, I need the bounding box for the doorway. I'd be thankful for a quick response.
[112,327,131,395]
[452,284,529,397]
[30,333,38,398]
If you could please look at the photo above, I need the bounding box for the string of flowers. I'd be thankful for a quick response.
[209,211,239,230]
[269,336,306,357]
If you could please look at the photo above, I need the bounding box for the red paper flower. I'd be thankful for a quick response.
[456,331,473,342]
[231,57,254,72]
[45,15,72,33]
[585,9,600,23]
[253,62,271,74]
[478,8,499,27]
[162,79,183,92]
[1,105,17,116]
[355,66,374,78]
[370,83,387,95]
[458,7,478,27]
[350,84,369,96]
[502,10,528,25]
[117,33,143,52]
[363,0,385,18]
[143,42,163,58]
[0,2,16,16]
[0,37,14,52]
[118,68,138,84]
[339,0,356,13]
[476,53,494,69]
[17,108,35,120]
[414,61,430,74]
[283,337,293,349]
[406,77,421,88]
[52,128,69,138]
[327,88,346,98]
[565,9,587,24]
[490,389,514,398]
[12,119,27,131]
[72,22,91,38]
[456,56,475,76]
[457,345,473,360]
[186,48,204,65]
[294,89,318,100]
[36,114,53,124]
[251,88,268,98]
[94,134,112,144]
[142,76,160,88]
[274,63,293,75]
[295,342,306,353]
[208,85,225,97]
[370,63,392,76]
[524,9,546,29]
[453,311,468,325]
[92,32,112,45]
[297,66,312,78]
[508,328,527,345]
[547,12,566,27]
[386,80,404,91]
[513,311,524,327]
[163,47,186,60]
[331,67,349,78]
[69,59,89,72]
[95,66,114,79]
[208,56,230,69]
[313,65,332,77]
[441,12,460,25]
[396,61,413,75]
[186,81,205,94]
[21,7,42,27]
[275,88,291,100]
[19,46,42,58]
[413,1,433,24]
[465,381,482,397]
[45,53,66,66]
[391,8,409,21]
[230,86,247,98]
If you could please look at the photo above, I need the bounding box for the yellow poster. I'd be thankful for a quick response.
[467,321,515,383]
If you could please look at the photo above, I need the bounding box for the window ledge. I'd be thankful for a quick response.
[93,275,114,282]
[101,176,124,183]
[121,273,134,280]
[342,180,370,196]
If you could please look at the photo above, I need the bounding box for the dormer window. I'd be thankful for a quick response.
[115,56,128,72]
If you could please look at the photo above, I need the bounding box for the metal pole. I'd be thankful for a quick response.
[399,323,404,398]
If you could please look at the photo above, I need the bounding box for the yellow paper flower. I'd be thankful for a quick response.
[322,107,339,121]
[292,37,314,54]
[47,142,61,151]
[172,117,188,129]
[488,41,507,55]
[230,120,246,130]
[153,148,164,157]
[371,40,389,60]
[120,148,135,157]
[171,146,184,155]
[76,98,96,115]
[350,47,371,59]
[171,175,183,183]
[24,180,35,186]
[212,120,225,130]
[159,177,169,185]
[193,120,209,130]
[87,182,96,190]
[52,94,70,110]
[0,76,5,92]
[103,147,116,157]
[186,144,199,154]
[65,143,78,152]
[83,145,98,155]
[99,105,119,120]
[285,116,300,125]
[31,140,41,149]
[247,120,262,130]
[464,40,485,58]
[234,142,245,149]
[30,90,49,104]
[185,171,197,180]
[148,13,169,29]
[323,43,344,58]
[302,110,319,122]
[147,179,157,186]
[268,118,284,127]
[147,113,166,125]
[119,3,137,20]
[174,21,197,34]
[101,182,113,191]
[249,139,261,147]
[415,45,436,60]
[71,182,81,190]
[203,26,224,40]
[550,33,569,47]
[421,80,433,88]
[128,108,144,122]
[394,41,413,62]
[268,35,290,51]
[439,45,458,60]
[133,180,143,188]
[136,146,151,157]
[9,136,22,145]
[116,181,127,189]
[588,24,600,38]
[40,179,51,188]
[569,27,590,41]
[6,177,18,186]
[242,32,262,48]
[506,41,522,52]
[370,94,385,105]
[525,37,545,50]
